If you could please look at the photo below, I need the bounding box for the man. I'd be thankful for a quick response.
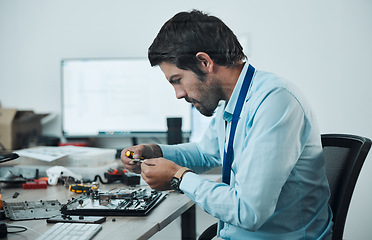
[122,10,333,239]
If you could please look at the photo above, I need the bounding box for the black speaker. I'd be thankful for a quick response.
[167,117,182,145]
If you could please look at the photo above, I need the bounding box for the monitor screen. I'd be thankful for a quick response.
[61,58,192,137]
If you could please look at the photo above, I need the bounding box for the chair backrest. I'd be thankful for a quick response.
[321,134,371,240]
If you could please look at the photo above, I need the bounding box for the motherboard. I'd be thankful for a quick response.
[61,188,167,216]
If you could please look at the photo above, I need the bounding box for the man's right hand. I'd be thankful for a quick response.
[121,144,163,174]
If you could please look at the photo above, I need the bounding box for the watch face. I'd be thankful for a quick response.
[170,177,180,191]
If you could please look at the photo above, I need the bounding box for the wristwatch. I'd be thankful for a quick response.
[170,167,193,193]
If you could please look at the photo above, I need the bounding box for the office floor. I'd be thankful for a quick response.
[149,205,219,240]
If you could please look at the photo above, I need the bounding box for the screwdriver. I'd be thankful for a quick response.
[69,184,98,193]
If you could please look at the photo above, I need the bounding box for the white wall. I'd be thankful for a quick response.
[1,0,371,239]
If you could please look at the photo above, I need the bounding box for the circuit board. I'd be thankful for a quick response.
[61,188,167,216]
[3,200,62,220]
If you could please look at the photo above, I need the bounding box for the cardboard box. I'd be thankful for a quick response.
[0,107,47,150]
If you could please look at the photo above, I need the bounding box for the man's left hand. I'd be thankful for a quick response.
[140,158,182,191]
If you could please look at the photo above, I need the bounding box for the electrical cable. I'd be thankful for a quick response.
[5,223,41,235]
[93,175,109,184]
[4,224,27,233]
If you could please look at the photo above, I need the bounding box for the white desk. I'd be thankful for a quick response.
[0,183,195,240]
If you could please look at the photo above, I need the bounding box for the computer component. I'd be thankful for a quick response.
[36,222,102,240]
[3,200,62,220]
[47,215,106,224]
[61,188,167,216]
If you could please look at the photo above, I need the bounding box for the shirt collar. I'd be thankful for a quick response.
[223,62,249,122]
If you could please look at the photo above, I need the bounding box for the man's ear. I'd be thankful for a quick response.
[195,52,214,73]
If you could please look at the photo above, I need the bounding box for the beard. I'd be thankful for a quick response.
[194,102,215,117]
[185,74,223,117]
[186,97,217,117]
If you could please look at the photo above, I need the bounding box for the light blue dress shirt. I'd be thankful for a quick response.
[160,63,333,239]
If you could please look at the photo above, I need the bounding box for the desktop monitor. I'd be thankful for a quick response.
[61,58,192,138]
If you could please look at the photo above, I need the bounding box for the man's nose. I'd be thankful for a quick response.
[174,85,187,99]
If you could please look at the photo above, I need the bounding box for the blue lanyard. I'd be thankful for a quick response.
[222,64,255,185]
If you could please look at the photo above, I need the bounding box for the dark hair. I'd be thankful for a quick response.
[148,10,247,77]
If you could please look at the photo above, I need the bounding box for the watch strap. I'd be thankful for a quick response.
[174,167,193,181]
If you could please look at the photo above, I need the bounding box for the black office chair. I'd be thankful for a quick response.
[198,134,371,240]
[322,134,371,240]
